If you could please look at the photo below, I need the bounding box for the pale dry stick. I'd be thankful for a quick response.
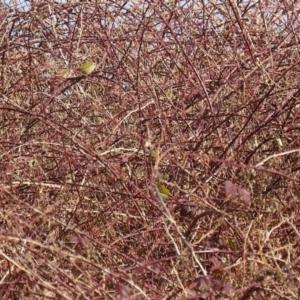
[207,148,300,183]
[270,244,293,275]
[262,219,286,244]
[2,96,134,178]
[2,96,108,165]
[1,181,99,216]
[228,0,257,58]
[150,146,178,178]
[244,4,299,90]
[164,221,181,255]
[224,258,249,271]
[205,38,294,178]
[205,163,224,184]
[285,218,300,238]
[184,190,229,221]
[190,218,223,248]
[0,235,150,299]
[102,267,150,299]
[205,109,293,185]
[153,30,227,151]
[242,220,254,287]
[255,148,300,167]
[0,248,74,300]
[0,140,64,159]
[4,180,83,190]
[172,265,186,295]
[155,187,208,276]
[3,243,90,298]
[112,100,155,133]
[0,263,10,284]
[157,15,213,112]
[97,147,138,156]
[184,210,220,240]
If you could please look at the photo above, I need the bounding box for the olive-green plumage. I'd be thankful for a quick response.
[78,61,96,75]
[158,184,173,200]
[150,149,158,164]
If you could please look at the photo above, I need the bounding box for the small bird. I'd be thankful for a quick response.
[150,149,158,164]
[78,61,96,75]
[158,184,174,201]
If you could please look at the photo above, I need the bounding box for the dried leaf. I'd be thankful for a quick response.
[225,180,251,206]
[237,187,251,206]
[225,180,239,198]
[210,256,224,275]
[116,281,131,300]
